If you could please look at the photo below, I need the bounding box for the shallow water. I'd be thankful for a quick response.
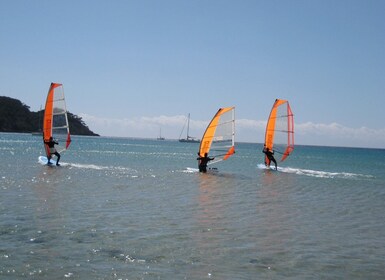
[1,133,384,279]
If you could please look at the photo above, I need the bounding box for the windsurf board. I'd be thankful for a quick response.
[257,163,279,171]
[38,156,60,166]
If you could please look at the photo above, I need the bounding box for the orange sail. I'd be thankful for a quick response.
[264,99,294,162]
[43,83,71,157]
[198,107,235,165]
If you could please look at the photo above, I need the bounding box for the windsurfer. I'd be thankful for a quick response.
[44,137,61,166]
[263,146,277,170]
[197,152,214,173]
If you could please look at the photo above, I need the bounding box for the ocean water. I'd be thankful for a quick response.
[1,133,384,279]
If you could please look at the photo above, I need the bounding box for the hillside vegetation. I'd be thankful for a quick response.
[0,96,99,136]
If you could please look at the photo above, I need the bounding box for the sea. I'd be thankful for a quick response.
[1,132,384,280]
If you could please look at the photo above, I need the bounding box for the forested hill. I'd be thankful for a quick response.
[0,96,99,136]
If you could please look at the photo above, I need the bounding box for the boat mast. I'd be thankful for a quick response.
[186,113,190,139]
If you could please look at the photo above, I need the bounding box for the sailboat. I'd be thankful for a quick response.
[198,107,235,166]
[179,113,200,143]
[263,99,294,165]
[157,127,165,140]
[39,83,71,164]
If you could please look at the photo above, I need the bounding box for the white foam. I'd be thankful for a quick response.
[68,163,135,173]
[184,167,199,173]
[69,163,109,170]
[257,163,371,179]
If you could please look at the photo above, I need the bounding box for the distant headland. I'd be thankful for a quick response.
[0,96,99,136]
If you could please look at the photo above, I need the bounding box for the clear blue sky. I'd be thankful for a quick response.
[1,0,384,148]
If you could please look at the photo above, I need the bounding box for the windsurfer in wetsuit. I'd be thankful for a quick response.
[44,137,61,166]
[263,146,277,170]
[197,152,214,173]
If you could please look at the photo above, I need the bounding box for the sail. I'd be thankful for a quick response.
[264,99,294,162]
[43,83,71,157]
[198,107,235,165]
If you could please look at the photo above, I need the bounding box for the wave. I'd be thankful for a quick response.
[68,162,136,172]
[68,163,110,170]
[0,139,35,144]
[38,159,113,170]
[257,164,373,179]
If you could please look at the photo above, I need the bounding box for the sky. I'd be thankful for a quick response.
[1,0,384,148]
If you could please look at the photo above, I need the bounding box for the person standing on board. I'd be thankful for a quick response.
[263,146,277,170]
[197,152,214,173]
[44,137,61,166]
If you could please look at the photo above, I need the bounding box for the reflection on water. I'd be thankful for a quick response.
[255,171,297,272]
[190,173,235,278]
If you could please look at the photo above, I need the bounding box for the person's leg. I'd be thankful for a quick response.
[272,158,277,170]
[265,157,270,167]
[55,152,61,165]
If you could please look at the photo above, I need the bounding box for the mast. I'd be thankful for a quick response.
[186,113,190,139]
[179,113,199,142]
[157,127,165,140]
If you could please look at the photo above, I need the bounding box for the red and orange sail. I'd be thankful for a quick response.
[264,99,294,163]
[199,107,235,165]
[43,83,71,157]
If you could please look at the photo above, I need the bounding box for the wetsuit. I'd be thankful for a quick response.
[44,138,61,165]
[197,153,214,173]
[263,148,277,170]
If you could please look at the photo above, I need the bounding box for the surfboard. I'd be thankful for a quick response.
[185,167,219,173]
[38,156,60,166]
[186,167,199,173]
[257,163,279,171]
